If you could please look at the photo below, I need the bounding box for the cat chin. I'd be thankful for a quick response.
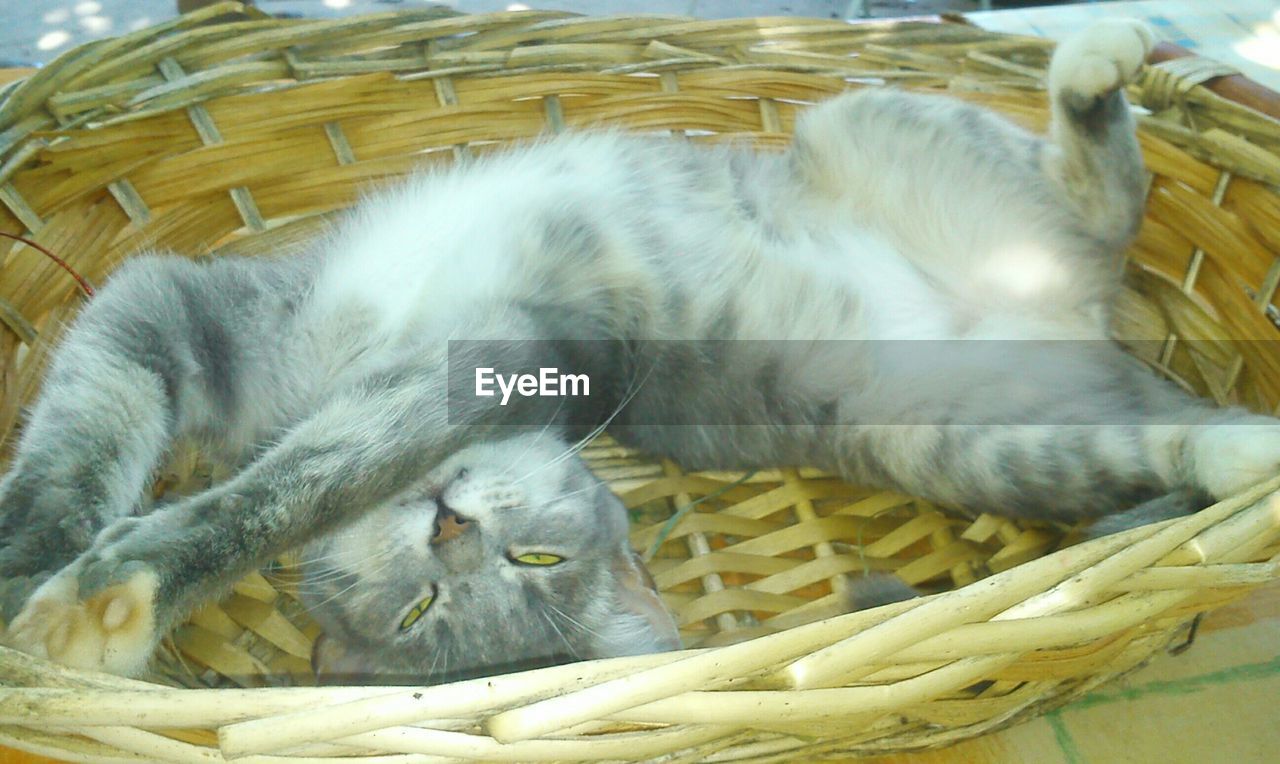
[310,633,379,685]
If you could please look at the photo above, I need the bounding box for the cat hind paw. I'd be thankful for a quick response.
[2,561,159,676]
[1049,19,1154,104]
[1193,423,1280,501]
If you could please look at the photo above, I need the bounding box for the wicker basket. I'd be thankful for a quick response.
[1,3,1279,761]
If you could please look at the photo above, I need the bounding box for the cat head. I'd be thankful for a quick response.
[299,432,680,685]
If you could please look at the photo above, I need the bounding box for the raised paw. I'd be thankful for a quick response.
[1192,422,1280,501]
[1049,19,1155,104]
[2,560,159,675]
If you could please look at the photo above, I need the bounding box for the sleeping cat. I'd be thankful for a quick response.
[2,19,1278,681]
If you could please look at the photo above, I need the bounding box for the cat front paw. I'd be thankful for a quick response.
[1049,19,1155,103]
[2,559,159,675]
[1193,422,1280,501]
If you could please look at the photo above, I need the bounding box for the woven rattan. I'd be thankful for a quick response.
[0,3,1279,761]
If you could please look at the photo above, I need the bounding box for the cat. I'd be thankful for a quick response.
[2,18,1278,682]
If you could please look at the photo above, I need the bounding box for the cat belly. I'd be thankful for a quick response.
[727,229,960,344]
[310,237,515,343]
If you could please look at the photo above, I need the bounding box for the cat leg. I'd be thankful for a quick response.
[1038,21,1280,517]
[1185,417,1280,500]
[790,17,1154,255]
[0,258,200,585]
[788,23,1152,312]
[832,419,1270,525]
[1041,19,1155,252]
[788,87,1050,261]
[0,253,304,631]
[834,423,1162,523]
[787,83,1136,319]
[831,344,1280,523]
[3,344,566,674]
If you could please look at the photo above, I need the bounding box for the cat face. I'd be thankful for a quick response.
[299,433,680,684]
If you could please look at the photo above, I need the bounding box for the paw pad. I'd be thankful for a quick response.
[2,564,159,676]
[1050,19,1155,102]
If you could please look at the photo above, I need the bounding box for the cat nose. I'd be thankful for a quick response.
[431,503,471,545]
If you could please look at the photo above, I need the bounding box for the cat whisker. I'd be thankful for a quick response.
[290,545,387,572]
[428,637,443,679]
[498,403,570,481]
[537,603,579,659]
[495,481,603,513]
[291,533,404,569]
[546,600,605,640]
[510,361,653,487]
[301,552,403,611]
[290,549,397,587]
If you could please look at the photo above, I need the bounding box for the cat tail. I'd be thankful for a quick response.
[841,572,922,613]
[1079,488,1209,540]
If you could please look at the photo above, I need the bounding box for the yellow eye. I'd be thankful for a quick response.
[513,552,565,566]
[399,593,434,631]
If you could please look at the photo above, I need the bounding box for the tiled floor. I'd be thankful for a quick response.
[853,580,1280,764]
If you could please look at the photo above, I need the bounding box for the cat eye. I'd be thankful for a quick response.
[399,589,435,631]
[511,552,565,566]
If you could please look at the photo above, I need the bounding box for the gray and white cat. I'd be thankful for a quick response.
[1,19,1277,681]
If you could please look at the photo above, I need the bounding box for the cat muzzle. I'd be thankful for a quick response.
[432,504,471,545]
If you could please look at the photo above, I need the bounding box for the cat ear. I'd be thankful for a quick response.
[590,546,682,658]
[582,483,681,658]
[311,634,378,685]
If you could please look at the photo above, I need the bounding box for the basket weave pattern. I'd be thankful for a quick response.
[0,3,1279,761]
